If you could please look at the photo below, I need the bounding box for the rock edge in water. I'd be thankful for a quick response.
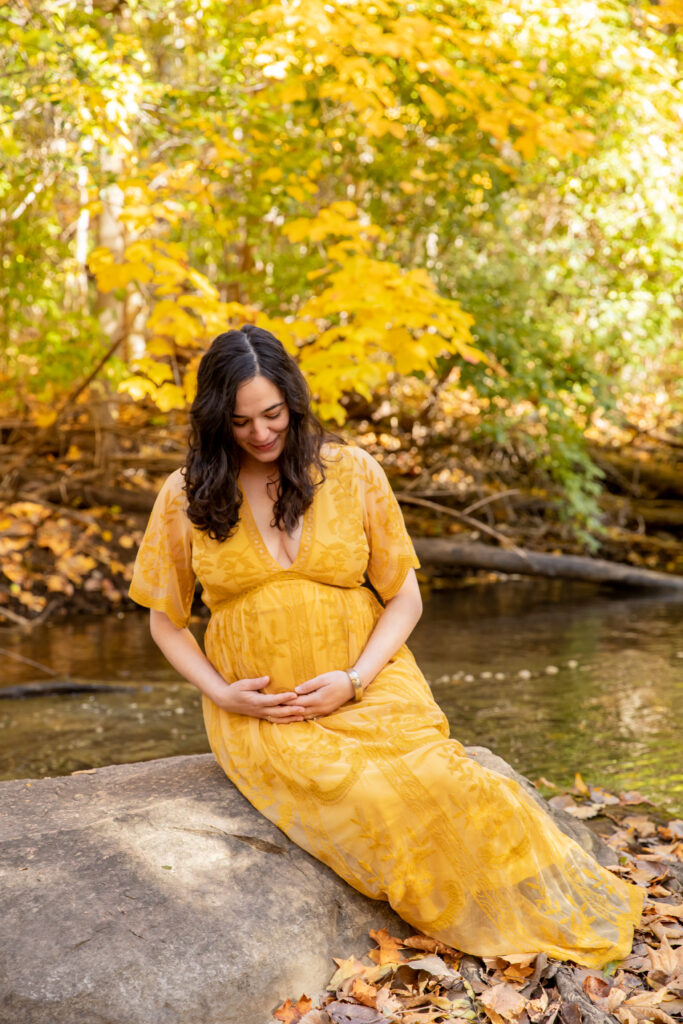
[0,750,615,1024]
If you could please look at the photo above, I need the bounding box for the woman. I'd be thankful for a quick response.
[130,325,643,968]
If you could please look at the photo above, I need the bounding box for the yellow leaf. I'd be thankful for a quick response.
[285,184,307,202]
[146,337,175,356]
[477,111,510,141]
[261,167,284,183]
[34,410,57,428]
[574,772,590,796]
[18,591,46,612]
[36,520,72,557]
[118,376,157,402]
[46,574,74,595]
[153,382,187,412]
[416,82,449,120]
[131,357,174,387]
[279,81,307,103]
[56,553,96,584]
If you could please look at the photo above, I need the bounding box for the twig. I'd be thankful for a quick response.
[0,605,32,629]
[0,646,60,676]
[397,493,523,551]
[462,489,521,516]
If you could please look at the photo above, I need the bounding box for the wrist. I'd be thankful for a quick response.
[345,667,363,703]
[203,675,236,711]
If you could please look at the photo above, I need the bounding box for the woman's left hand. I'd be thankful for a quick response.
[294,670,354,719]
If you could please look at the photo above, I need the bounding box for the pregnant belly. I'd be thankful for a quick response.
[204,578,382,693]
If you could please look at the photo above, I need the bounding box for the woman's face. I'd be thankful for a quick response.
[232,374,290,466]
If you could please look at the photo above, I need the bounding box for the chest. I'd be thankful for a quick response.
[239,480,303,570]
[190,455,370,602]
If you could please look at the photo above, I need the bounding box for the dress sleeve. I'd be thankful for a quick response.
[128,469,196,629]
[351,446,420,603]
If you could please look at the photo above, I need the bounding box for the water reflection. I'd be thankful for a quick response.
[1,580,681,814]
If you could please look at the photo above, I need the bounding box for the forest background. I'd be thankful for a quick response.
[1,0,682,625]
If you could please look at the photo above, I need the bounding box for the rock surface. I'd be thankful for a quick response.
[0,750,615,1024]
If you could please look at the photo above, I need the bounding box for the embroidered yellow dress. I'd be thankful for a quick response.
[129,443,642,968]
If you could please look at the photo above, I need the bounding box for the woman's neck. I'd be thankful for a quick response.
[238,456,281,484]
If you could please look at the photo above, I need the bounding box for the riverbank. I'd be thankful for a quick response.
[2,416,683,628]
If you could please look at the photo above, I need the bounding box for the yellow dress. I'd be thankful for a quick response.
[129,443,643,968]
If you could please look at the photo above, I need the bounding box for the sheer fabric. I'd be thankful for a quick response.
[130,444,643,967]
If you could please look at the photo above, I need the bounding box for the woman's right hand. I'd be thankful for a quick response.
[148,611,307,724]
[215,675,307,723]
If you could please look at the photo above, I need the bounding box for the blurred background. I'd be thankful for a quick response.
[0,0,681,810]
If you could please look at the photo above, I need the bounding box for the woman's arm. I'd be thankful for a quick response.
[149,610,308,722]
[353,568,423,687]
[294,568,423,716]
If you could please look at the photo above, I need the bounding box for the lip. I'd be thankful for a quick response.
[251,438,279,452]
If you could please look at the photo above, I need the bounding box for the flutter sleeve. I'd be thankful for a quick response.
[128,469,196,629]
[351,446,420,603]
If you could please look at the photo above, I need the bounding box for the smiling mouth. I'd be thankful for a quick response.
[252,438,278,451]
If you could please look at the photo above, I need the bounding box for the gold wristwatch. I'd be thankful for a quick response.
[346,668,363,703]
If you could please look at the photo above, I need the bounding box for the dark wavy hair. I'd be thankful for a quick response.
[183,325,336,541]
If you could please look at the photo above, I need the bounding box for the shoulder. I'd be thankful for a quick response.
[154,468,190,518]
[321,441,381,478]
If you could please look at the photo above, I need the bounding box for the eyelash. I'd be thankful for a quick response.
[233,412,282,427]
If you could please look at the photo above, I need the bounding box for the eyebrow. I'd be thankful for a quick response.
[232,401,285,420]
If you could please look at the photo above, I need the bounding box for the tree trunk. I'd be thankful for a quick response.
[413,538,683,590]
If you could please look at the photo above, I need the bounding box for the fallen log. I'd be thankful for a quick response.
[413,538,683,590]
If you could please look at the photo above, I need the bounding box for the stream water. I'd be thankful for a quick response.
[1,579,681,815]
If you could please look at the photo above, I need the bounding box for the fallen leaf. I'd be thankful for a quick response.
[479,981,528,1024]
[548,795,578,812]
[647,935,683,983]
[582,976,610,1003]
[328,957,367,990]
[659,822,683,841]
[368,929,406,966]
[375,985,404,1017]
[299,1012,332,1024]
[588,785,619,805]
[623,816,657,838]
[623,986,675,1023]
[403,954,461,983]
[649,903,683,921]
[620,791,654,806]
[559,1002,581,1024]
[350,978,379,1007]
[404,934,458,958]
[526,989,549,1022]
[564,803,603,820]
[573,772,589,796]
[325,1000,388,1024]
[274,996,313,1024]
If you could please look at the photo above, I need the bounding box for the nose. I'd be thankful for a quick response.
[251,420,271,442]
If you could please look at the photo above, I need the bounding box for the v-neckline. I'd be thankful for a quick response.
[240,488,314,572]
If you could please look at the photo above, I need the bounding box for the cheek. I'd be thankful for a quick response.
[232,427,250,446]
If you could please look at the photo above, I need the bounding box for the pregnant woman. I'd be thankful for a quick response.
[129,324,642,968]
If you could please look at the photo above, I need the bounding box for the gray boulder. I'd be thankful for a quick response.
[0,750,614,1024]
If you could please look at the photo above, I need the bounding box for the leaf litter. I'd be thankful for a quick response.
[273,780,683,1024]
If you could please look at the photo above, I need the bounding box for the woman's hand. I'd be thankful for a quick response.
[217,676,307,723]
[294,670,354,718]
[148,612,306,724]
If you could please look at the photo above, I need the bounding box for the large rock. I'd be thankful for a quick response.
[0,751,615,1024]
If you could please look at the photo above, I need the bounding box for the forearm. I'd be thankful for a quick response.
[149,609,230,704]
[352,569,423,690]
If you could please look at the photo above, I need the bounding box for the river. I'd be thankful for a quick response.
[1,579,681,814]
